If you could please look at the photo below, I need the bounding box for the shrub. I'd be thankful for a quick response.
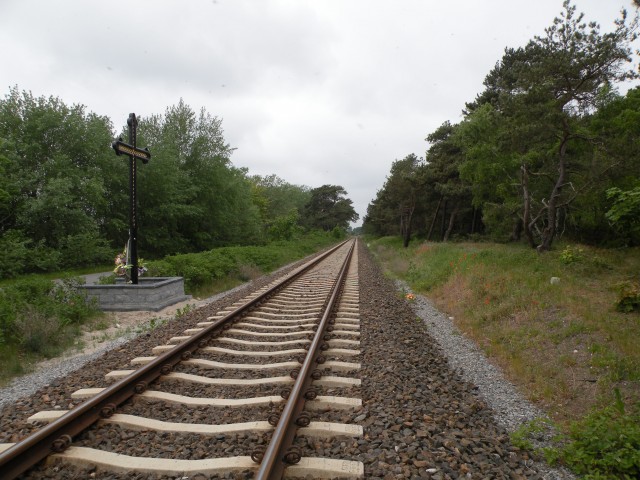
[59,232,113,268]
[97,274,116,285]
[0,276,99,350]
[14,306,68,357]
[331,226,346,239]
[615,281,640,313]
[0,230,29,278]
[268,212,302,241]
[50,277,99,325]
[560,245,585,265]
[27,239,62,272]
[147,232,340,293]
[556,392,640,478]
[146,260,175,277]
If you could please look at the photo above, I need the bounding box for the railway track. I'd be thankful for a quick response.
[0,239,364,479]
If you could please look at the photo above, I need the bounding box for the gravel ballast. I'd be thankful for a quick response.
[352,242,576,479]
[0,241,575,479]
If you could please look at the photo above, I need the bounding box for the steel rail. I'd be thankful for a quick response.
[255,238,356,479]
[0,240,350,480]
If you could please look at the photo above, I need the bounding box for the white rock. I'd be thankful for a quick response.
[550,277,561,285]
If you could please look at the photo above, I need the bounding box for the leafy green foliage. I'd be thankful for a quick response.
[510,418,556,452]
[0,88,116,273]
[459,1,638,251]
[560,245,585,265]
[554,394,640,478]
[0,275,101,384]
[302,185,359,231]
[331,226,347,239]
[250,174,310,225]
[615,281,640,313]
[135,100,263,255]
[1,90,353,279]
[148,231,340,293]
[0,230,29,278]
[366,2,640,250]
[0,277,100,354]
[267,211,303,241]
[364,154,427,246]
[606,185,640,245]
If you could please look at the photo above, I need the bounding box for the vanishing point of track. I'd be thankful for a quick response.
[0,239,363,479]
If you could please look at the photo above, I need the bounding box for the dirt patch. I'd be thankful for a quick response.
[35,298,205,374]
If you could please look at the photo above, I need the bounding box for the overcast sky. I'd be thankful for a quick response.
[1,0,638,226]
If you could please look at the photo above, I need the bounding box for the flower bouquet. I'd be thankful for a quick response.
[113,246,147,281]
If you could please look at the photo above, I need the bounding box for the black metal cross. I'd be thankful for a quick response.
[112,113,151,284]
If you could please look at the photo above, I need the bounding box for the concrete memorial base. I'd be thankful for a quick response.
[81,277,190,312]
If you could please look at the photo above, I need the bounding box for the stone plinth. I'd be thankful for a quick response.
[80,277,190,312]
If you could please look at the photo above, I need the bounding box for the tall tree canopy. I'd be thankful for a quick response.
[364,154,424,246]
[460,0,639,250]
[135,100,262,255]
[1,91,349,278]
[0,87,115,274]
[365,1,640,249]
[249,174,310,241]
[302,185,359,231]
[0,88,360,279]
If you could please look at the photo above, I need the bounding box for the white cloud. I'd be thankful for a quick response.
[0,0,637,224]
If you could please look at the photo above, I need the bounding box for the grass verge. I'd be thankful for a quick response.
[0,276,102,385]
[365,236,640,478]
[146,231,342,297]
[0,231,343,386]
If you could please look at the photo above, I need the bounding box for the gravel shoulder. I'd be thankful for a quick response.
[397,280,576,479]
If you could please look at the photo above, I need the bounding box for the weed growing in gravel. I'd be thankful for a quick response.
[142,317,164,332]
[176,304,195,318]
[510,417,557,453]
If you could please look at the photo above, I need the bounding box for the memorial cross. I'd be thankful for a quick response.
[112,113,151,284]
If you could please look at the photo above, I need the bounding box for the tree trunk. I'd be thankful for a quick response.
[426,195,443,241]
[521,164,536,248]
[539,129,569,251]
[400,205,415,248]
[443,205,459,242]
[440,199,448,240]
[470,206,477,234]
[510,218,523,241]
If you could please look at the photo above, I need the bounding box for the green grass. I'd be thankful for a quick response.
[0,264,112,288]
[0,276,101,385]
[0,231,343,386]
[548,390,640,479]
[365,235,640,479]
[148,231,341,295]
